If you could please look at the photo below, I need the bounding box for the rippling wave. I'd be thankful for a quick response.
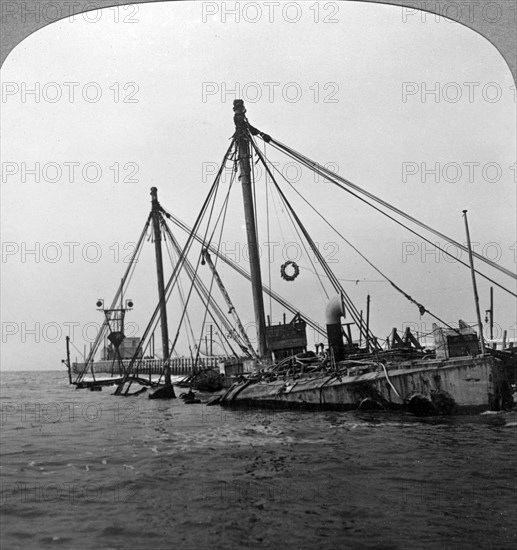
[1,371,515,549]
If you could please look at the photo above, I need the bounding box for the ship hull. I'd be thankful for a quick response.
[219,355,513,415]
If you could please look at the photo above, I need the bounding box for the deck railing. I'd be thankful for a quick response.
[72,356,225,376]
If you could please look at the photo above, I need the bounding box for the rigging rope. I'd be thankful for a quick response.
[114,139,236,391]
[264,140,273,320]
[162,209,328,339]
[257,143,329,302]
[264,140,516,298]
[159,153,242,363]
[298,267,386,284]
[163,220,241,359]
[207,149,238,245]
[193,161,242,367]
[252,136,467,336]
[269,170,330,301]
[250,138,381,349]
[201,249,258,358]
[154,155,249,359]
[75,215,152,383]
[162,222,197,351]
[268,158,432,312]
[252,130,517,288]
[197,163,256,356]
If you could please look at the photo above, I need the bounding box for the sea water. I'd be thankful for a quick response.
[1,371,515,549]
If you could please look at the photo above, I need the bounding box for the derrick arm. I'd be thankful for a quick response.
[202,249,259,359]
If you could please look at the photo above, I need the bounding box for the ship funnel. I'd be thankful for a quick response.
[326,295,345,362]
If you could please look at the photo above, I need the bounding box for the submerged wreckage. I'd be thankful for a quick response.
[66,101,516,414]
[217,317,514,414]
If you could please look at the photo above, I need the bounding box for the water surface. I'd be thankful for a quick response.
[1,371,515,549]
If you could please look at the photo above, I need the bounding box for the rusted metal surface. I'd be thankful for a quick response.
[221,355,512,414]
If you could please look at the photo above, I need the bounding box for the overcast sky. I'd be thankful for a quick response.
[1,1,515,370]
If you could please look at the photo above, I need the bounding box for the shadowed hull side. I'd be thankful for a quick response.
[220,356,513,415]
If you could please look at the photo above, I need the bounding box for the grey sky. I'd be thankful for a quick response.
[1,1,515,370]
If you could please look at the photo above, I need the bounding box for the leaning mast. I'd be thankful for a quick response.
[463,209,486,354]
[233,100,270,360]
[151,187,173,387]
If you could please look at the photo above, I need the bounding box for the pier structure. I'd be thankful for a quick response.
[72,356,224,377]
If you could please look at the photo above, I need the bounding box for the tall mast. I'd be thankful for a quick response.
[233,100,269,360]
[65,335,72,384]
[151,187,172,385]
[365,294,371,353]
[462,210,486,354]
[489,286,494,341]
